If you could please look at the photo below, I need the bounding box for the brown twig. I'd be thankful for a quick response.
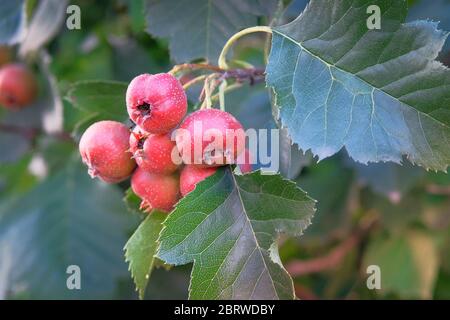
[426,184,450,196]
[286,216,377,277]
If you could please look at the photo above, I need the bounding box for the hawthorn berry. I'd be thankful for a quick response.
[79,121,136,183]
[129,126,179,174]
[180,165,218,196]
[126,73,187,134]
[131,167,179,212]
[176,109,246,166]
[0,63,38,110]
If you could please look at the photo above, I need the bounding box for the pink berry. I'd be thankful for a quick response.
[175,109,245,167]
[0,63,38,110]
[180,165,218,196]
[79,121,136,183]
[126,73,187,134]
[129,126,179,174]
[131,167,179,212]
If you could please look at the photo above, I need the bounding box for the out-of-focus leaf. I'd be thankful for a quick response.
[19,0,68,56]
[124,211,166,299]
[158,167,316,299]
[145,0,276,63]
[0,157,137,299]
[296,155,353,239]
[353,161,425,202]
[266,0,450,171]
[363,230,439,299]
[0,1,26,45]
[65,81,128,122]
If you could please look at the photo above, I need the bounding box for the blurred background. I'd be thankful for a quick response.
[0,0,449,299]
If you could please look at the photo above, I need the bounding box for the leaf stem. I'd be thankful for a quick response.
[182,74,207,90]
[218,26,273,70]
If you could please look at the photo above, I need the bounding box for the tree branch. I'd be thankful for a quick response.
[286,216,377,277]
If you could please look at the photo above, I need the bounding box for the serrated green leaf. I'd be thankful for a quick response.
[124,211,166,299]
[124,188,143,216]
[65,81,128,122]
[0,0,26,45]
[266,0,450,171]
[145,0,276,63]
[0,157,136,299]
[158,167,316,300]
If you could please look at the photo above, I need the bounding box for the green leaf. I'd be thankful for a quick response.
[354,161,424,201]
[296,155,354,240]
[18,0,68,56]
[124,211,166,299]
[65,81,129,122]
[363,230,439,299]
[145,0,276,63]
[0,0,26,45]
[266,0,450,171]
[0,157,136,299]
[158,167,316,300]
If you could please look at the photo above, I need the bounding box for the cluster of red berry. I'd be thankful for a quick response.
[80,72,252,213]
[0,47,37,110]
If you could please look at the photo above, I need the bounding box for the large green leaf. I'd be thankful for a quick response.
[124,211,166,299]
[65,81,129,122]
[158,167,316,300]
[145,0,276,63]
[0,157,136,299]
[266,0,450,171]
[0,0,26,45]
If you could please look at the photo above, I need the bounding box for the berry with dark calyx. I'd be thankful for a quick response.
[237,148,254,173]
[126,73,187,134]
[79,121,136,183]
[131,167,179,212]
[0,63,38,110]
[180,165,218,196]
[129,126,179,174]
[176,109,245,167]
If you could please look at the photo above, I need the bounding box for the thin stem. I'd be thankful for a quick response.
[211,82,243,103]
[182,74,207,90]
[218,80,227,111]
[218,26,273,70]
[169,63,223,75]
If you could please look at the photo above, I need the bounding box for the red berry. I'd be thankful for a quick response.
[175,109,245,167]
[129,126,179,174]
[131,167,179,212]
[237,148,254,173]
[180,165,218,196]
[79,121,136,183]
[126,73,187,134]
[0,63,38,110]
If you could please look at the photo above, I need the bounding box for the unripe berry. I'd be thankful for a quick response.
[0,63,38,110]
[180,165,218,196]
[131,167,179,212]
[129,126,179,174]
[79,121,136,183]
[237,148,254,173]
[176,109,245,167]
[126,73,187,134]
